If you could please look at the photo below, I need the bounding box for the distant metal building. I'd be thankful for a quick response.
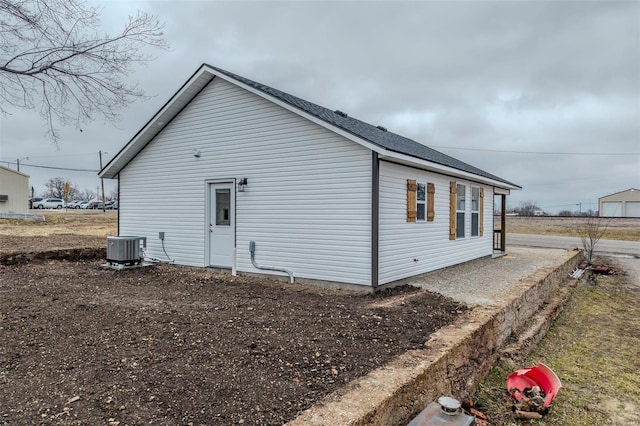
[0,165,29,215]
[598,188,640,217]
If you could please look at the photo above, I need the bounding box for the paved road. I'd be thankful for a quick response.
[508,233,640,257]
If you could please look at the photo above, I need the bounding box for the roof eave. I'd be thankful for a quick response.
[99,64,216,179]
[378,151,521,190]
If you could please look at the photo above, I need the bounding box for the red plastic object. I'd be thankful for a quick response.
[506,363,562,408]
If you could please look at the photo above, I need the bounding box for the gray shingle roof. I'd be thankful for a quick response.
[205,63,519,188]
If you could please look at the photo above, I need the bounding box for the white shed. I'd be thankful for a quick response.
[598,188,640,217]
[100,64,520,289]
[0,165,29,215]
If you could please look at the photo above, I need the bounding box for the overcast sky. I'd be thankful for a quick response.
[1,0,638,214]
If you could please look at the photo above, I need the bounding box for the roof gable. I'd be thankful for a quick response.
[101,64,519,189]
[599,188,639,200]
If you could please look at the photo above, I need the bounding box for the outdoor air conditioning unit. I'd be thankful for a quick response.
[106,236,147,265]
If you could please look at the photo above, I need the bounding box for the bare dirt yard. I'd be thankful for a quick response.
[0,212,466,425]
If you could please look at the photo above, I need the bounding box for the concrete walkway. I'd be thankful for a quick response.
[289,247,581,426]
[411,246,574,306]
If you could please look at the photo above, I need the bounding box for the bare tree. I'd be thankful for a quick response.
[580,216,610,263]
[77,188,95,201]
[43,176,78,199]
[108,186,118,201]
[0,0,167,144]
[516,201,541,216]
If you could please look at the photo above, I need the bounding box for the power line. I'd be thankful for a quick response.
[17,152,98,159]
[431,145,639,156]
[539,203,596,209]
[3,161,98,173]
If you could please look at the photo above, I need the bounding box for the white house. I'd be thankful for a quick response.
[0,165,29,215]
[100,64,520,289]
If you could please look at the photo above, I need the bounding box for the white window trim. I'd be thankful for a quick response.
[456,183,466,239]
[471,186,480,237]
[416,182,426,222]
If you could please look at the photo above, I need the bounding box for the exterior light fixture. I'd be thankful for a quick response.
[238,178,248,192]
[192,149,201,158]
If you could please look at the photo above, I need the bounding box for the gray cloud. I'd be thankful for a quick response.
[1,0,638,213]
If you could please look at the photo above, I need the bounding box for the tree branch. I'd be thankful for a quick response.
[0,0,168,146]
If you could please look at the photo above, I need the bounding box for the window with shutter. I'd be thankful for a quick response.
[449,181,456,240]
[406,179,417,222]
[427,183,435,222]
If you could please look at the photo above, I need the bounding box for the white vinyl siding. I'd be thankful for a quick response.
[119,77,372,285]
[378,161,493,285]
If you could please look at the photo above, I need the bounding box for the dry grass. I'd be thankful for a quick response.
[475,262,640,425]
[0,211,117,237]
[498,216,640,241]
[3,212,636,241]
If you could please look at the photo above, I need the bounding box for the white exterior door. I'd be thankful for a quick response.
[208,182,235,267]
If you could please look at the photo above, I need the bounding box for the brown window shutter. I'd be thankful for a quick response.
[449,181,456,240]
[427,183,435,222]
[407,179,417,222]
[479,188,484,236]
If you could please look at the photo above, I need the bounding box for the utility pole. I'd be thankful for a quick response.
[99,151,106,212]
[16,157,28,172]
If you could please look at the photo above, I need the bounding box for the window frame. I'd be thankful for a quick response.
[456,183,466,239]
[215,188,231,226]
[416,182,426,221]
[471,186,480,237]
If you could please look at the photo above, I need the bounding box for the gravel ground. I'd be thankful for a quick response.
[612,255,640,289]
[410,247,575,306]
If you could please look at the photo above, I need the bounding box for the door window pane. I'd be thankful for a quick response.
[216,189,230,226]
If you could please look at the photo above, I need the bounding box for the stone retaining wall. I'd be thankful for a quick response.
[289,249,582,426]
